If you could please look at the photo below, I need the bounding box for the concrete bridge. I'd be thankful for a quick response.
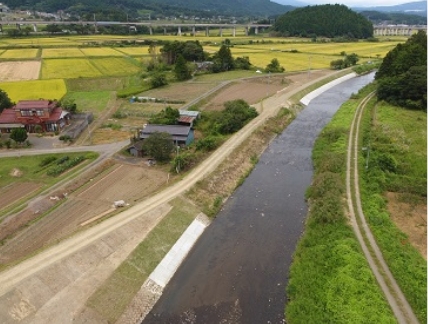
[0,20,272,36]
[2,20,426,37]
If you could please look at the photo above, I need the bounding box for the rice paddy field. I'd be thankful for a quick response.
[0,34,404,102]
[0,79,67,101]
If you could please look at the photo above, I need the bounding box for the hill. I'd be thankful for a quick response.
[4,0,294,19]
[273,4,373,38]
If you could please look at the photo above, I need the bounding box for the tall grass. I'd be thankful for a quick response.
[359,101,427,322]
[286,84,396,323]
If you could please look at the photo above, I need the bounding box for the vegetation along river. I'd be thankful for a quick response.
[143,72,376,323]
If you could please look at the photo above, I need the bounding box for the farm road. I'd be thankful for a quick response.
[0,69,345,323]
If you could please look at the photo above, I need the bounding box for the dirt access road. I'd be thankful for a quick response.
[346,94,419,324]
[0,70,341,323]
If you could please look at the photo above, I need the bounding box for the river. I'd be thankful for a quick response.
[143,72,376,324]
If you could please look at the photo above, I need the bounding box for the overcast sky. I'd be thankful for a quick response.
[299,0,416,7]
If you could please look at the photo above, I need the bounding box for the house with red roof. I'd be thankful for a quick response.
[0,100,70,133]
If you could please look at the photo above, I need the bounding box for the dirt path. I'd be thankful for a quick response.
[0,69,343,323]
[346,93,419,324]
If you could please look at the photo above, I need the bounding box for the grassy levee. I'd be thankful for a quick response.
[286,84,397,323]
[359,102,427,322]
[86,197,199,323]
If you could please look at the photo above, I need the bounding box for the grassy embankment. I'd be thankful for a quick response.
[359,101,427,322]
[286,85,427,323]
[86,197,199,323]
[286,85,397,323]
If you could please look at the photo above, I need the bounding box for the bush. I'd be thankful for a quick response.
[39,156,57,167]
[195,135,223,152]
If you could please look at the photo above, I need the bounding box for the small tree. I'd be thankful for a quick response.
[142,131,175,162]
[0,89,13,113]
[265,58,285,73]
[150,72,168,88]
[174,54,192,81]
[10,128,28,144]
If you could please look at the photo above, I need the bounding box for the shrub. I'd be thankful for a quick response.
[39,156,57,167]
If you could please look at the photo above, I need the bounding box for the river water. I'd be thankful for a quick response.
[143,72,375,324]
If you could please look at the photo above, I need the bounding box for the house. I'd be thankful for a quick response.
[139,124,194,146]
[129,124,194,158]
[0,100,71,133]
[178,110,200,128]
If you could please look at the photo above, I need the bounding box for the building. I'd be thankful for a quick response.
[0,100,70,133]
[178,110,200,128]
[129,124,194,157]
[0,3,9,13]
[139,124,194,146]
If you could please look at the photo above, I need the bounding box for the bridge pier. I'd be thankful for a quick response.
[164,28,167,35]
[192,25,195,36]
[0,24,2,32]
[149,26,153,35]
[33,24,37,32]
[206,27,209,37]
[232,26,236,37]
[219,27,223,37]
[177,26,182,36]
[245,26,249,36]
[16,23,21,31]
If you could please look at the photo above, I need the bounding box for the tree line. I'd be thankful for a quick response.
[375,30,427,111]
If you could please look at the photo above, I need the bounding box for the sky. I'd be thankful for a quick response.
[288,0,422,7]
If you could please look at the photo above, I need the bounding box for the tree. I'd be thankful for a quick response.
[59,98,77,113]
[265,58,285,73]
[174,54,192,81]
[149,107,180,125]
[10,128,28,144]
[211,45,234,73]
[0,89,13,113]
[150,72,168,88]
[142,132,175,162]
[216,99,258,134]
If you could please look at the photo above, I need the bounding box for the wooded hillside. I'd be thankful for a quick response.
[273,4,373,39]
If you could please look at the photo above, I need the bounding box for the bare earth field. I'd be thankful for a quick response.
[0,182,41,211]
[0,61,41,81]
[0,161,169,265]
[387,192,427,259]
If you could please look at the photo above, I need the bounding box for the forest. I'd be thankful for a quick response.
[273,4,374,39]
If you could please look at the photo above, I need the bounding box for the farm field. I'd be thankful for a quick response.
[64,90,112,115]
[0,48,39,59]
[79,47,125,57]
[0,162,169,264]
[41,47,85,58]
[0,61,40,82]
[0,79,67,101]
[42,58,104,79]
[90,57,141,75]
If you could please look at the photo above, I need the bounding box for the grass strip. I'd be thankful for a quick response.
[286,84,396,323]
[86,197,199,323]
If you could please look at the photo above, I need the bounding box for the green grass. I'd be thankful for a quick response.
[86,197,200,323]
[359,102,427,322]
[0,152,98,187]
[286,84,397,324]
[65,76,135,92]
[63,91,112,116]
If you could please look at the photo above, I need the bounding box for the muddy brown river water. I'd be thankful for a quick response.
[143,73,375,324]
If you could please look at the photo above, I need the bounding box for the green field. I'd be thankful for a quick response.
[42,58,104,79]
[42,47,85,58]
[0,79,67,101]
[79,47,125,57]
[0,48,39,59]
[90,57,141,75]
[64,91,112,116]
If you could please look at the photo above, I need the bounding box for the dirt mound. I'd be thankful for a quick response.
[10,168,23,177]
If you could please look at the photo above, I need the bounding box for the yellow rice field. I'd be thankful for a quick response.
[42,47,85,58]
[114,46,151,56]
[90,57,141,75]
[0,79,67,101]
[79,47,125,57]
[0,48,39,59]
[42,58,103,79]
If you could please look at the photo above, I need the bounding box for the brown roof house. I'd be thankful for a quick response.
[0,100,70,133]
